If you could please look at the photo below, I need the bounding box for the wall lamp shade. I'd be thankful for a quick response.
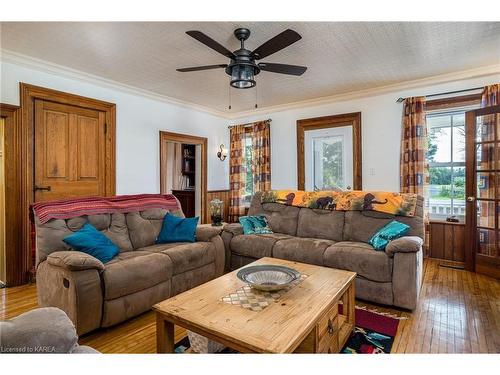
[217,144,228,161]
[230,64,256,89]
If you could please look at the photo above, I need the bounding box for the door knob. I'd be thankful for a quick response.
[34,185,51,192]
[467,196,475,202]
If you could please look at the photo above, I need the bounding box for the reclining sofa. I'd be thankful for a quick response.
[222,192,425,310]
[34,207,224,335]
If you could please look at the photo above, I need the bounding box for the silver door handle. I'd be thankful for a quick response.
[467,196,475,202]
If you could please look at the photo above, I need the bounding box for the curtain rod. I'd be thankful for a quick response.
[396,87,483,103]
[227,119,272,129]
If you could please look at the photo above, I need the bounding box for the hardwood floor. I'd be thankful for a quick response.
[1,259,499,353]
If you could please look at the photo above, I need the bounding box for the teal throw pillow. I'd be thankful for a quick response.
[239,215,273,235]
[63,223,119,263]
[156,212,199,244]
[368,220,410,251]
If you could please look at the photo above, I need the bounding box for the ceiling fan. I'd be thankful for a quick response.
[177,28,307,89]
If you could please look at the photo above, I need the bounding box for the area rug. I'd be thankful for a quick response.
[174,306,403,354]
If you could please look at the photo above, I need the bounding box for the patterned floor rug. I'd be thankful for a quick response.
[174,306,402,354]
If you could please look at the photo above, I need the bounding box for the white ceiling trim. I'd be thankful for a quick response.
[0,49,230,118]
[230,64,500,120]
[2,49,499,121]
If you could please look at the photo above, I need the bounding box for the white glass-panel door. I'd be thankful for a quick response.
[304,126,353,191]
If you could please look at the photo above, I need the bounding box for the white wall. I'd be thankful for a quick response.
[0,61,230,193]
[230,74,500,192]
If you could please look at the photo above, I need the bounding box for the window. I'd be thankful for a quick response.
[426,111,467,221]
[242,133,254,206]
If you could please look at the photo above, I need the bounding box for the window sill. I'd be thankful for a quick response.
[429,219,466,226]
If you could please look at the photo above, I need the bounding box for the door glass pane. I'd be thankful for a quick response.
[476,143,495,170]
[477,172,496,199]
[313,136,344,190]
[477,228,496,256]
[476,115,496,142]
[477,200,496,228]
[452,121,465,163]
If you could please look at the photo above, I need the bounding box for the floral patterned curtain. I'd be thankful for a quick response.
[251,120,271,192]
[400,97,429,249]
[228,125,247,222]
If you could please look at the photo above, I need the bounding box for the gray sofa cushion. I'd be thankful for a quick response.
[248,192,300,236]
[140,242,215,275]
[273,237,336,266]
[323,241,393,282]
[102,251,172,300]
[296,208,344,241]
[125,209,170,249]
[230,233,293,258]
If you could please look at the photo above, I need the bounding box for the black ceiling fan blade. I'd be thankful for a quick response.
[177,64,228,72]
[258,63,307,76]
[251,29,302,59]
[186,31,235,59]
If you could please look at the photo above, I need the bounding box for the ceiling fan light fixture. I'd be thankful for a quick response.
[230,64,256,89]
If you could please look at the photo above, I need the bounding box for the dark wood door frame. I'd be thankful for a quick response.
[297,112,362,190]
[1,103,23,286]
[159,131,208,223]
[18,83,116,284]
[465,104,500,277]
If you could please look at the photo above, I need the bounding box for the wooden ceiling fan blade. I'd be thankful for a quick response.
[186,31,235,59]
[251,29,302,59]
[177,64,228,72]
[258,63,307,76]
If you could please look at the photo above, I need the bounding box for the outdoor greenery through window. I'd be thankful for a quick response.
[426,111,466,221]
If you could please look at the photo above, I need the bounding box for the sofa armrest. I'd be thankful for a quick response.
[385,236,423,258]
[0,307,78,353]
[196,225,223,242]
[223,223,244,236]
[47,251,105,272]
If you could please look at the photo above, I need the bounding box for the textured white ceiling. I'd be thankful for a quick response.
[1,22,499,113]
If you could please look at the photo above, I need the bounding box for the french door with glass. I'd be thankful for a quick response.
[465,104,500,278]
[304,126,354,191]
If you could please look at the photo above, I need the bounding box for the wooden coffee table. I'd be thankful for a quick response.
[153,257,356,353]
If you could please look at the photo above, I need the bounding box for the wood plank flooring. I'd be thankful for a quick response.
[1,259,499,353]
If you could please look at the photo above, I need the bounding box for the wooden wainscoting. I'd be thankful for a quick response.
[206,190,230,223]
[429,221,466,265]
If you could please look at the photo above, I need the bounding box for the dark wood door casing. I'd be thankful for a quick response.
[297,112,362,191]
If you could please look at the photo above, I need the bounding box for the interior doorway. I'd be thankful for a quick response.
[159,131,207,223]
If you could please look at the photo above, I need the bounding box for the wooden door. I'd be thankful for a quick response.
[465,104,500,279]
[34,100,107,202]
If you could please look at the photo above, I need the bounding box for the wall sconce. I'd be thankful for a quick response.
[217,144,228,161]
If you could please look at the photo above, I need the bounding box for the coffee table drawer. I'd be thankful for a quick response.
[316,303,339,353]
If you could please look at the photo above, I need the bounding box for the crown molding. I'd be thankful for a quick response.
[228,64,500,120]
[2,49,499,121]
[0,49,232,119]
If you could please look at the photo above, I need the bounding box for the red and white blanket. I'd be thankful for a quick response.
[31,194,182,224]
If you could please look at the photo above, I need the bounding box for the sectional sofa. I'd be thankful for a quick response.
[34,207,225,335]
[222,192,425,310]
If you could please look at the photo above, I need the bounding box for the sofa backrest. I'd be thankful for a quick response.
[34,207,183,266]
[248,192,425,242]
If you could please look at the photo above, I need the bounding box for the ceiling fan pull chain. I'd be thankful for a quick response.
[255,85,258,109]
[228,85,232,110]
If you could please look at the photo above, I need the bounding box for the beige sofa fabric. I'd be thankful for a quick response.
[34,203,225,335]
[223,192,424,310]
